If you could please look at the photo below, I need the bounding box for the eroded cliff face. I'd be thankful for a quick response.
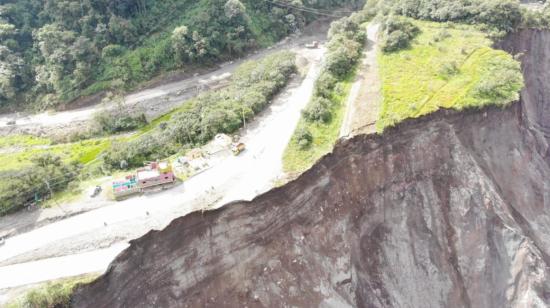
[73,30,550,308]
[499,29,550,155]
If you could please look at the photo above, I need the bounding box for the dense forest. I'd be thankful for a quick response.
[0,0,361,110]
[366,0,550,33]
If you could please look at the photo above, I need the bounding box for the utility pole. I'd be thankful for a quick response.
[242,107,246,129]
[44,179,53,200]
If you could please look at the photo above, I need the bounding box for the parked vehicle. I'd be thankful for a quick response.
[90,186,102,198]
[231,143,246,156]
[112,161,176,200]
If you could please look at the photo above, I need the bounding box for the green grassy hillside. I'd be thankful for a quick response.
[377,20,524,131]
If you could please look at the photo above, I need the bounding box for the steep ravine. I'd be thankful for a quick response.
[73,30,550,307]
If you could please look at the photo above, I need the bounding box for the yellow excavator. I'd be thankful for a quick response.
[231,143,245,156]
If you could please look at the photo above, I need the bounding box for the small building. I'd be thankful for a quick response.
[112,161,176,200]
[112,175,140,200]
[136,161,175,189]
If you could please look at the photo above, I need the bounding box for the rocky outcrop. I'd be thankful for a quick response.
[73,30,550,307]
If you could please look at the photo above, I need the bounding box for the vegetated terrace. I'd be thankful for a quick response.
[377,19,524,131]
[283,11,370,174]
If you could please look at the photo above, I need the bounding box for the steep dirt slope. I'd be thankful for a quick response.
[73,31,550,307]
[499,29,550,156]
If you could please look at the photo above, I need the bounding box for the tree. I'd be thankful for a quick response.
[224,0,246,19]
[475,0,522,32]
[0,23,16,39]
[296,127,313,149]
[0,45,21,104]
[326,36,361,77]
[171,25,211,63]
[0,153,81,215]
[303,97,332,123]
[381,16,420,53]
[108,15,136,45]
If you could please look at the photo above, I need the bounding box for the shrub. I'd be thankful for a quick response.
[6,276,94,308]
[521,7,550,29]
[303,97,332,123]
[328,16,366,42]
[102,132,177,169]
[95,111,147,134]
[433,29,451,42]
[384,16,420,36]
[475,0,522,32]
[439,61,459,79]
[101,44,125,58]
[296,127,313,149]
[473,57,523,105]
[381,16,420,53]
[314,72,338,98]
[378,0,526,33]
[326,36,362,77]
[382,30,412,52]
[0,154,81,215]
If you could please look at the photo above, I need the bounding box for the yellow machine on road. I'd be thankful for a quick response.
[231,143,245,156]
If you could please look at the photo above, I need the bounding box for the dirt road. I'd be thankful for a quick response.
[0,45,326,293]
[0,22,330,138]
[340,23,381,137]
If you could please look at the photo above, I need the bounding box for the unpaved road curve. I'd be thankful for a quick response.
[0,243,127,289]
[0,22,330,137]
[0,46,326,294]
[340,23,381,138]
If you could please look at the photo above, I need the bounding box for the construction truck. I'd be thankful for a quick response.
[231,143,245,156]
[112,161,176,200]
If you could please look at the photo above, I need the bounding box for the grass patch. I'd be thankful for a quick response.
[5,274,97,308]
[0,137,111,172]
[377,20,523,130]
[0,135,51,148]
[283,73,354,174]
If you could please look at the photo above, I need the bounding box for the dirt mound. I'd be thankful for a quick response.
[72,30,550,307]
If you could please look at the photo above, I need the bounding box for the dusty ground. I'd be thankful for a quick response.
[0,44,327,294]
[340,23,381,138]
[71,29,550,308]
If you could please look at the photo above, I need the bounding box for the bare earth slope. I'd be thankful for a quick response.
[73,30,550,307]
[499,29,550,155]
